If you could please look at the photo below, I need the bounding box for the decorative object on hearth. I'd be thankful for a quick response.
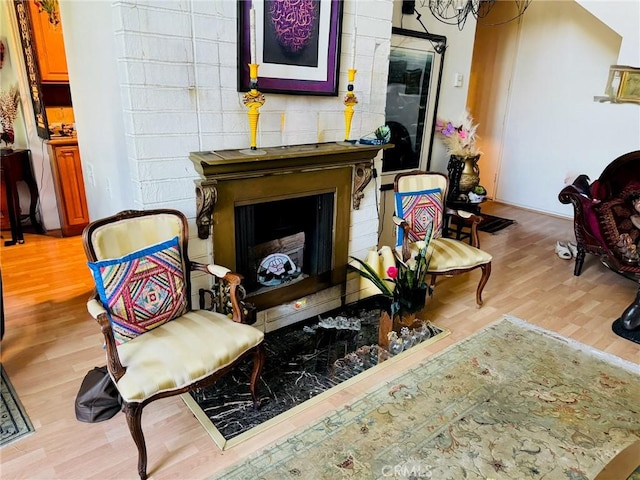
[0,85,20,151]
[349,227,433,330]
[343,68,358,141]
[240,5,266,155]
[241,64,266,154]
[358,124,391,146]
[435,111,481,202]
[183,297,448,449]
[427,0,531,30]
[256,252,302,286]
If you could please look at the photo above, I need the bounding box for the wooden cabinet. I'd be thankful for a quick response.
[46,139,89,236]
[0,179,10,231]
[27,0,69,83]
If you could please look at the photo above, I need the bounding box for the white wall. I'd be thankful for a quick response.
[59,0,133,219]
[52,0,394,318]
[390,0,639,219]
[576,0,640,65]
[492,0,640,216]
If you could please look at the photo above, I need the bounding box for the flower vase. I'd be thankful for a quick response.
[458,154,481,193]
[393,286,429,331]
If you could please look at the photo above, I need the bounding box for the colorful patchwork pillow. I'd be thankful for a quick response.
[88,236,188,345]
[395,188,443,246]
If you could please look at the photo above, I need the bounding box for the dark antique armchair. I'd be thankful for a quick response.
[558,150,640,276]
[83,209,265,480]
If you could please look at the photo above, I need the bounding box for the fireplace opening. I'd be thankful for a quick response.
[235,192,335,298]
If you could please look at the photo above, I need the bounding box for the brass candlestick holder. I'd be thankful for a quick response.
[343,68,358,142]
[241,63,266,155]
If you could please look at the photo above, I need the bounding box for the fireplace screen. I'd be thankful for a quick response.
[235,193,335,295]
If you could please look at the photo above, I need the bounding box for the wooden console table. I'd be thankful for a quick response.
[1,148,43,246]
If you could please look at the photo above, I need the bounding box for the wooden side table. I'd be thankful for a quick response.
[0,148,44,246]
[445,199,484,244]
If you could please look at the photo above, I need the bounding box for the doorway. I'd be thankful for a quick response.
[11,0,89,237]
[467,3,523,200]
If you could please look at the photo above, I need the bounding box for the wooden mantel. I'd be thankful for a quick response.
[189,142,390,240]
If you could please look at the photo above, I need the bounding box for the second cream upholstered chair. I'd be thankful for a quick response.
[394,171,492,307]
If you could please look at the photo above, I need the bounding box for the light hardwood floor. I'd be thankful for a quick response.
[1,202,638,479]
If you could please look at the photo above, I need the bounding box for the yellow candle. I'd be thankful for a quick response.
[359,249,381,296]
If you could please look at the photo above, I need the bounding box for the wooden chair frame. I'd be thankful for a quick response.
[83,209,265,480]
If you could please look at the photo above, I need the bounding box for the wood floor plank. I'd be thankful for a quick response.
[0,202,637,479]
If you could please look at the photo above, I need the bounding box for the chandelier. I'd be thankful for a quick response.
[427,0,531,30]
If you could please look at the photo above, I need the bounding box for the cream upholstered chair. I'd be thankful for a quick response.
[394,171,492,307]
[82,209,265,480]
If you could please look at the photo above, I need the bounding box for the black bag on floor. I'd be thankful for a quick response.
[75,366,122,423]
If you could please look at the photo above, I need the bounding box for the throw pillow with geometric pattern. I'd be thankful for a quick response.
[88,236,187,345]
[395,188,443,246]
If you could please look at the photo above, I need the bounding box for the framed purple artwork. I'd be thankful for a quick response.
[237,0,343,96]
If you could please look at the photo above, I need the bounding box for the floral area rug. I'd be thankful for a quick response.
[1,364,34,447]
[210,316,640,480]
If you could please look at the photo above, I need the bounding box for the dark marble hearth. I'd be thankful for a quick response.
[189,296,443,441]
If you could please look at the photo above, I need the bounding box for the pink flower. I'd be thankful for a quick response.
[387,266,398,279]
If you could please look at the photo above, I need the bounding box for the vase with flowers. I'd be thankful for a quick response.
[0,85,20,152]
[435,110,481,202]
[350,227,433,348]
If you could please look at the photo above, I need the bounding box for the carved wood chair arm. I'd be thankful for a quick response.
[191,262,249,324]
[86,296,126,381]
[392,215,412,262]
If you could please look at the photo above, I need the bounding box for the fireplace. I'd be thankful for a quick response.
[190,142,389,326]
[236,192,334,294]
